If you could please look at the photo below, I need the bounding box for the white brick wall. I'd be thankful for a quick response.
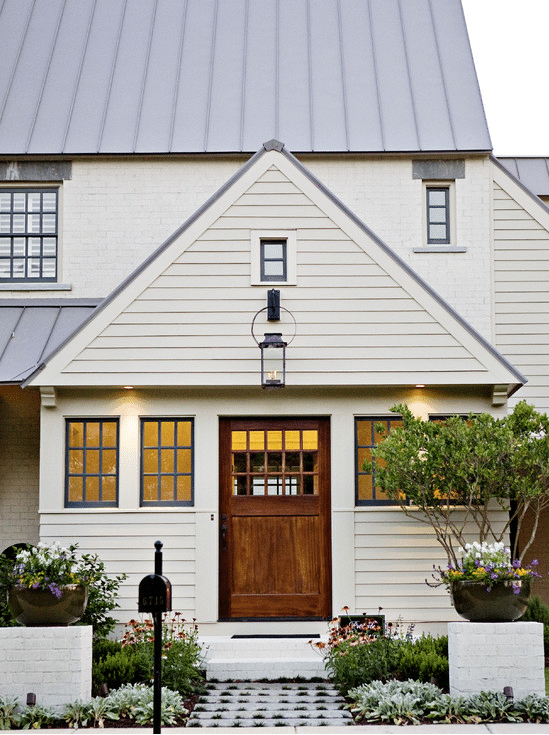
[0,386,40,553]
[0,626,92,710]
[448,621,545,699]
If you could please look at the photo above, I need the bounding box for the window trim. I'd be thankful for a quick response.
[65,418,119,508]
[251,230,297,285]
[355,415,402,506]
[0,186,59,282]
[140,417,194,507]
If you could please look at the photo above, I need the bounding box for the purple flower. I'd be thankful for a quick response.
[512,559,521,568]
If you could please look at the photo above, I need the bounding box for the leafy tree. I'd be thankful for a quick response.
[366,400,549,566]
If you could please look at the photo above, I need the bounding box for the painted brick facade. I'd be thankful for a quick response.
[0,387,40,554]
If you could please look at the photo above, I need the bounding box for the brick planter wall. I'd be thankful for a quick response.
[448,621,544,699]
[0,626,92,710]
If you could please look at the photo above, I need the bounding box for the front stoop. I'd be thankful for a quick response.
[187,681,353,728]
[201,637,326,681]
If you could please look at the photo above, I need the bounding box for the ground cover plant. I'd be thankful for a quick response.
[347,679,549,725]
[0,684,188,729]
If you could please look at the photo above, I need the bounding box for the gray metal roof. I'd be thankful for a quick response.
[498,158,549,197]
[0,0,491,155]
[0,300,99,383]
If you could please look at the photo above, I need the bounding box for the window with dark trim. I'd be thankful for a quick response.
[355,416,402,505]
[65,419,119,507]
[141,418,194,506]
[426,187,450,244]
[0,189,58,281]
[260,239,287,281]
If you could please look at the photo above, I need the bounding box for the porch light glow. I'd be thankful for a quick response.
[260,333,286,388]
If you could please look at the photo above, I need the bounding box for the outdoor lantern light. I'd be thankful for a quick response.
[251,292,295,389]
[259,333,286,388]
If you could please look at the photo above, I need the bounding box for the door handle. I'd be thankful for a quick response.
[220,514,228,552]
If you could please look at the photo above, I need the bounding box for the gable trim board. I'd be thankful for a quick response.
[25,142,524,394]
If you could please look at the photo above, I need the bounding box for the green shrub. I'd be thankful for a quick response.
[321,635,401,692]
[92,648,139,694]
[520,595,549,656]
[396,635,449,689]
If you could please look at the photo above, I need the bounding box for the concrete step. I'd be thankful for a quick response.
[200,636,327,681]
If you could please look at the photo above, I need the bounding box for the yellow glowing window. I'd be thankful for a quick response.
[65,419,119,506]
[231,428,319,496]
[355,417,402,505]
[141,418,193,505]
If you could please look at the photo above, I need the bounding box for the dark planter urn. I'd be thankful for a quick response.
[450,578,531,622]
[8,584,88,626]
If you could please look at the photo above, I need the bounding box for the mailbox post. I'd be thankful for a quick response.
[138,541,172,734]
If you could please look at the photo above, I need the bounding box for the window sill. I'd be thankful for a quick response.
[413,247,467,253]
[0,283,72,290]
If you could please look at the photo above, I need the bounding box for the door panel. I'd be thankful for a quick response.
[219,417,331,619]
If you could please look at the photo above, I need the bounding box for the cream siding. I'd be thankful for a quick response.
[30,155,518,391]
[37,386,509,629]
[492,165,549,411]
[38,512,196,621]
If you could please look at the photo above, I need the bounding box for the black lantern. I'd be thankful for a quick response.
[259,333,286,388]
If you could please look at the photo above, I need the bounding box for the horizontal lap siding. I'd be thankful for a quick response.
[39,512,196,624]
[493,182,549,411]
[354,509,509,623]
[66,165,486,385]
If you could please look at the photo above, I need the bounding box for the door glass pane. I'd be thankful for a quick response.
[249,431,264,451]
[251,477,265,495]
[267,431,282,450]
[267,452,282,472]
[232,431,247,450]
[233,476,247,495]
[302,430,317,450]
[250,452,265,472]
[285,431,300,450]
[233,454,246,473]
[267,476,283,495]
[285,452,300,471]
[286,476,300,495]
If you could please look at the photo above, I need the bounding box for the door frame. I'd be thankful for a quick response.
[218,416,332,620]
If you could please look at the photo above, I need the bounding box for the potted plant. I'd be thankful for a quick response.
[365,400,549,621]
[5,541,91,626]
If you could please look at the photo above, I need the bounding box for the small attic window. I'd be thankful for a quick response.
[251,230,297,285]
[426,186,450,244]
[261,239,286,281]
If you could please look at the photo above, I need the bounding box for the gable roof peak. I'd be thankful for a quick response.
[263,140,285,153]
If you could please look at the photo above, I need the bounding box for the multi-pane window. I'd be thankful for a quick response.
[65,419,118,507]
[426,187,450,244]
[231,427,318,496]
[260,239,287,281]
[355,416,402,505]
[0,189,58,281]
[141,419,193,505]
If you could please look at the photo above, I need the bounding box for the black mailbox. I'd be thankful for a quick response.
[138,573,172,613]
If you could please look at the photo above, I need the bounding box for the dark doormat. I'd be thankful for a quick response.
[231,634,320,638]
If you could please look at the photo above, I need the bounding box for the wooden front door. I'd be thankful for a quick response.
[219,417,331,619]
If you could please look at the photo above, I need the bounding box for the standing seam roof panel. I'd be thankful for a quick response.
[0,0,492,154]
[430,0,491,151]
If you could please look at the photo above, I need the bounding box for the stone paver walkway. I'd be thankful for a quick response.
[186,681,353,728]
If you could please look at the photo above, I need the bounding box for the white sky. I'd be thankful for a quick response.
[462,0,549,156]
